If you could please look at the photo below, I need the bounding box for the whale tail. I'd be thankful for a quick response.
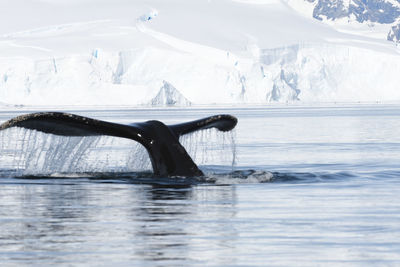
[0,112,237,177]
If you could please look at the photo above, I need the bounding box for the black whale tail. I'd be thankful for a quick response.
[0,112,237,177]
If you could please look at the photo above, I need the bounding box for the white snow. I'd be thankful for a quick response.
[285,0,316,18]
[0,0,400,106]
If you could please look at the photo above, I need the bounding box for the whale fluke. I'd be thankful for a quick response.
[169,114,237,137]
[0,112,238,177]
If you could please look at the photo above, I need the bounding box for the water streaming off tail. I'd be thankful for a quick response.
[0,127,151,176]
[0,127,238,179]
[179,128,237,169]
[179,130,274,183]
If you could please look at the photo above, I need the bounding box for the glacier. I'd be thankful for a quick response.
[0,0,400,106]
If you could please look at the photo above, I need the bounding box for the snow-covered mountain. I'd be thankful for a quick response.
[0,0,400,106]
[308,0,400,24]
[288,0,400,43]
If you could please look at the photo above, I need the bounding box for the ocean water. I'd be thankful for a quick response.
[0,104,399,266]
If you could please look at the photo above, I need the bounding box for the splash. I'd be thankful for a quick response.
[0,127,151,176]
[206,170,274,185]
[179,128,237,169]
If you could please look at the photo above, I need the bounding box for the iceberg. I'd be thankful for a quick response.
[150,81,191,107]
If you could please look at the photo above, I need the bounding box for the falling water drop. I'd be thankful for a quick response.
[0,127,152,176]
[179,128,237,168]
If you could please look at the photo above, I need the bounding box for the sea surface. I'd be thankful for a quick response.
[0,104,399,266]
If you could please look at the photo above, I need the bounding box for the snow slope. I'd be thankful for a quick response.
[0,0,399,106]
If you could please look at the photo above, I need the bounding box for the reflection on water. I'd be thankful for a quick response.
[130,185,237,264]
[1,174,399,266]
[0,180,238,265]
